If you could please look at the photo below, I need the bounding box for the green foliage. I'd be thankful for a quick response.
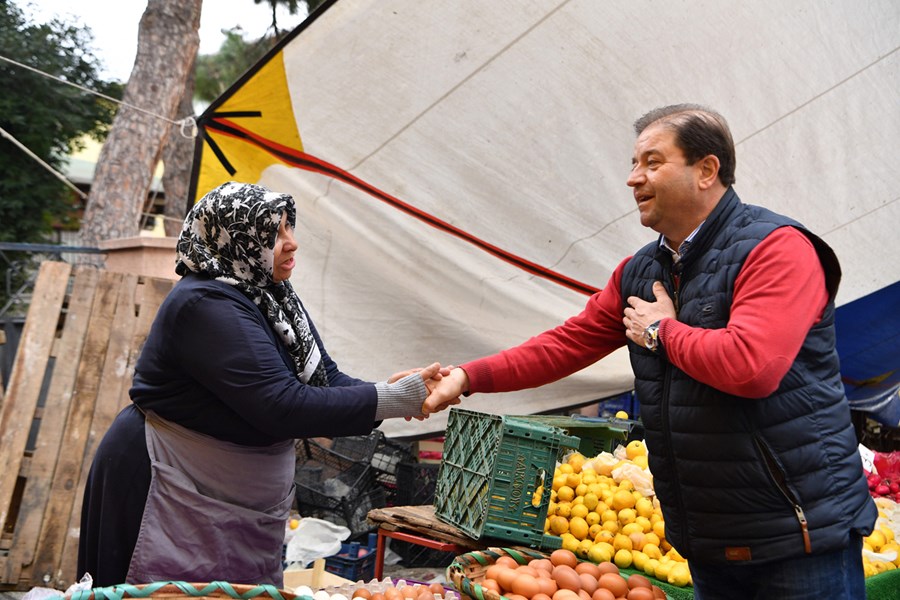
[194,0,326,104]
[194,29,277,103]
[0,1,121,245]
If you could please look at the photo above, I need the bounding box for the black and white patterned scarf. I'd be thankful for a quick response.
[175,181,328,386]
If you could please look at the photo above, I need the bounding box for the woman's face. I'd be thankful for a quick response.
[273,212,298,282]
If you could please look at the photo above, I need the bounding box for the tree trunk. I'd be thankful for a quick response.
[79,0,202,250]
[162,63,198,237]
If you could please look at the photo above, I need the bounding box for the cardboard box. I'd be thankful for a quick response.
[284,559,354,590]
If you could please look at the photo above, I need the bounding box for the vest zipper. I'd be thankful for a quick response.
[755,437,813,554]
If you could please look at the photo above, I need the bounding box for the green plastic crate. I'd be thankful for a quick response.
[433,408,630,550]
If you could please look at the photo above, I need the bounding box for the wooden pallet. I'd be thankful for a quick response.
[0,261,174,591]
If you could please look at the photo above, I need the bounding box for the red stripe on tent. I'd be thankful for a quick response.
[206,116,600,296]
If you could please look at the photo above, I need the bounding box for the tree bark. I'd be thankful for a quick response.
[162,64,197,237]
[79,0,202,250]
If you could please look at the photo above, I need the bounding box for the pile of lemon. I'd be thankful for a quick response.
[538,430,692,588]
[862,497,900,576]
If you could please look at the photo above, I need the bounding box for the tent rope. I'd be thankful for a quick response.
[0,54,197,138]
[0,125,88,200]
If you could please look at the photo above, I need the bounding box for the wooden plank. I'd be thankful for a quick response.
[0,262,71,543]
[55,274,173,586]
[29,270,123,589]
[3,268,99,585]
[56,273,140,583]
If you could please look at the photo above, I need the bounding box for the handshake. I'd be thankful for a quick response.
[389,362,468,420]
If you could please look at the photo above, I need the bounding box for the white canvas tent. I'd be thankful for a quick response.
[190,0,900,439]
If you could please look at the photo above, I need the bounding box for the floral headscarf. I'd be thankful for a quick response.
[176,181,328,386]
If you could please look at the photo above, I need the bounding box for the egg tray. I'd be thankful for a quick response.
[446,547,688,600]
[434,409,631,549]
[67,581,298,600]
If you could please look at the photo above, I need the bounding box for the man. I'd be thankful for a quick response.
[425,104,877,599]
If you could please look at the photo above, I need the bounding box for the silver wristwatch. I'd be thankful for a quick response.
[643,320,661,352]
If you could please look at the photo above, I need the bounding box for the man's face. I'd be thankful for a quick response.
[627,123,704,242]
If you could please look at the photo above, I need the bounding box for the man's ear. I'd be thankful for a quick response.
[697,154,720,190]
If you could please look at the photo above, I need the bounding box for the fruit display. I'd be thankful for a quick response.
[539,437,691,588]
[293,579,456,600]
[865,450,900,502]
[862,495,900,576]
[449,548,670,600]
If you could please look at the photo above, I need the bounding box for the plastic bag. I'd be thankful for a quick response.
[284,517,351,567]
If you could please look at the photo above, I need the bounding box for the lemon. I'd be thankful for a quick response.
[566,472,582,489]
[569,516,589,541]
[618,507,637,525]
[667,563,691,587]
[866,530,887,552]
[594,530,614,544]
[567,452,586,473]
[289,518,300,530]
[549,515,569,536]
[588,542,613,564]
[575,483,589,497]
[613,533,633,552]
[643,532,661,548]
[556,502,572,518]
[644,558,660,577]
[625,440,647,460]
[576,538,594,558]
[615,410,629,419]
[557,485,575,503]
[561,533,580,554]
[642,543,662,560]
[611,489,636,511]
[601,520,619,535]
[654,560,674,581]
[552,474,568,491]
[652,520,666,539]
[558,463,574,475]
[635,497,654,519]
[632,454,649,470]
[613,548,633,569]
[571,503,589,520]
[621,522,643,536]
[631,549,649,571]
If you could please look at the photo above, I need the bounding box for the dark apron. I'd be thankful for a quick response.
[126,411,295,587]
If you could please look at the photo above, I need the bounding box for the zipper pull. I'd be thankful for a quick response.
[794,504,812,553]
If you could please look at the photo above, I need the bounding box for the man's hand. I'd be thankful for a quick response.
[422,367,468,415]
[623,281,676,346]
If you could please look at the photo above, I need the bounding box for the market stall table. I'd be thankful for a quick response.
[366,505,481,579]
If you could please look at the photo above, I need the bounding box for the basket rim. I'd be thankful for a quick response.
[67,581,298,600]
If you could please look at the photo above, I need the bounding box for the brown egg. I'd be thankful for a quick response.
[352,589,372,600]
[479,579,501,594]
[516,565,541,578]
[533,594,553,600]
[485,565,504,583]
[511,573,541,599]
[597,573,628,599]
[552,589,580,600]
[428,583,444,596]
[591,589,616,600]
[369,594,386,600]
[578,573,598,595]
[416,591,433,600]
[596,562,620,576]
[651,587,666,600]
[530,558,554,573]
[506,595,529,600]
[552,565,581,592]
[383,588,403,600]
[535,568,553,579]
[536,575,558,597]
[626,588,654,600]
[626,574,651,590]
[577,590,592,600]
[400,586,418,599]
[550,549,579,568]
[497,567,518,592]
[574,562,601,580]
[496,556,520,569]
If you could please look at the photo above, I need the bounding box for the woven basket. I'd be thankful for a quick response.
[447,547,550,600]
[67,581,302,600]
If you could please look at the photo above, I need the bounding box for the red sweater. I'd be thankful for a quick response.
[461,227,828,399]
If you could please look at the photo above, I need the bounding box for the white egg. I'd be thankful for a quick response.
[295,586,314,598]
[314,590,331,600]
[331,594,349,600]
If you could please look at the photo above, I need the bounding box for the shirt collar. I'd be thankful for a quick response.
[659,221,705,263]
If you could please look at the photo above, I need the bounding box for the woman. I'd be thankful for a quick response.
[77,181,445,588]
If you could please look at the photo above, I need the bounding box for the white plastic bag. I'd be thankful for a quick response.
[284,517,351,567]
